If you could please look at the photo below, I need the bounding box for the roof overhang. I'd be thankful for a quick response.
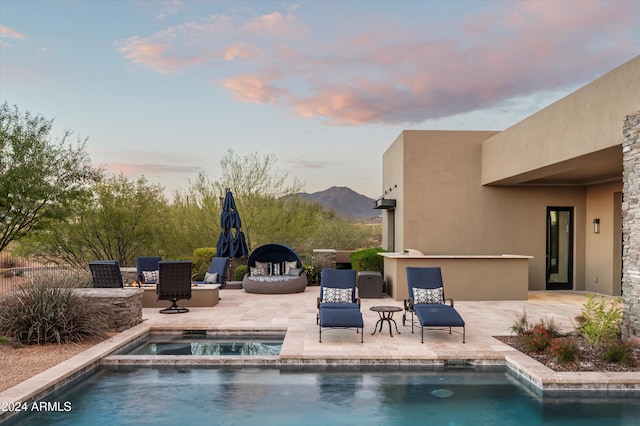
[374,199,396,209]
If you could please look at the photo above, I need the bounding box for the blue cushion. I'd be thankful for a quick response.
[414,304,465,327]
[319,306,364,328]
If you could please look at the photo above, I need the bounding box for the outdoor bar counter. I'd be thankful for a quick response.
[379,252,532,301]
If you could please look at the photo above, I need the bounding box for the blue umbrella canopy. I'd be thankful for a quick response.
[216,190,248,258]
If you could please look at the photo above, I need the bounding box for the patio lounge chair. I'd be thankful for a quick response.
[136,256,162,284]
[317,268,364,343]
[403,266,465,343]
[193,257,229,286]
[89,260,124,288]
[157,260,192,314]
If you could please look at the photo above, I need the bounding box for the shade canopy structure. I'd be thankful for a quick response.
[216,190,249,259]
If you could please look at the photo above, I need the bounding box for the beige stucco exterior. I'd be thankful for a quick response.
[380,55,639,300]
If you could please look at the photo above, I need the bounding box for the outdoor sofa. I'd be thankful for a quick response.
[242,243,307,294]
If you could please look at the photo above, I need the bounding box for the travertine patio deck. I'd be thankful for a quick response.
[2,288,639,421]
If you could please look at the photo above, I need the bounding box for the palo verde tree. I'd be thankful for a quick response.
[18,174,169,268]
[0,102,101,252]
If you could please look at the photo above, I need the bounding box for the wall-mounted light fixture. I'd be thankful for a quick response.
[593,218,600,234]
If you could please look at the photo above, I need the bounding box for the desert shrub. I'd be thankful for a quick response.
[521,324,555,353]
[192,247,216,281]
[510,310,530,336]
[303,264,320,285]
[575,294,622,346]
[0,272,107,344]
[234,265,247,281]
[511,311,561,337]
[549,338,580,364]
[511,312,561,353]
[350,248,385,274]
[603,340,637,364]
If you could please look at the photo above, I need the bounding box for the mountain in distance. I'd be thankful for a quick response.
[295,186,381,221]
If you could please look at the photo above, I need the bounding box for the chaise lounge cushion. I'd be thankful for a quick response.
[319,305,364,328]
[413,304,465,327]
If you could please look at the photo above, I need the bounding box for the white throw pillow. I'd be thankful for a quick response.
[204,272,218,284]
[322,287,353,303]
[284,261,298,275]
[142,270,158,283]
[413,287,444,304]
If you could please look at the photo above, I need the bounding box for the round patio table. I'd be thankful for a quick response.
[370,306,403,337]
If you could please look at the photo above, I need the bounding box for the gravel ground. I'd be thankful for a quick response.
[497,334,640,372]
[0,341,98,393]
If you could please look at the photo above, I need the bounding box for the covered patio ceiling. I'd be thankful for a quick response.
[485,146,622,186]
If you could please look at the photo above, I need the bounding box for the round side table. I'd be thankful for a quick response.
[370,306,403,336]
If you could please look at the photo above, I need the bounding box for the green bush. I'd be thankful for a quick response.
[575,294,622,346]
[192,247,216,281]
[234,265,247,281]
[350,248,385,274]
[603,340,636,364]
[0,272,108,344]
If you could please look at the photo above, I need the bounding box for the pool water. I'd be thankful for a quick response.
[5,367,640,425]
[125,333,283,356]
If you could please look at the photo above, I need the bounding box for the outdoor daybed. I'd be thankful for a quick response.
[242,243,307,294]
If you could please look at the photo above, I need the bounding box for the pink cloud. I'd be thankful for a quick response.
[117,34,209,74]
[223,42,263,61]
[117,2,639,125]
[222,75,286,104]
[0,25,26,39]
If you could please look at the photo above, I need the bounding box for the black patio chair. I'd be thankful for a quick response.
[89,260,124,288]
[403,266,465,343]
[157,260,192,314]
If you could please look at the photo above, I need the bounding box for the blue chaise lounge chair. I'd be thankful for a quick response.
[193,257,230,286]
[317,268,364,343]
[403,266,465,343]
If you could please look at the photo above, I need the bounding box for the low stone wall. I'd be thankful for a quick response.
[76,288,143,332]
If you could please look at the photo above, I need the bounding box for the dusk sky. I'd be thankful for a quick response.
[1,0,639,199]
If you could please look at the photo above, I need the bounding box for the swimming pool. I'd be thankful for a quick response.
[4,366,639,425]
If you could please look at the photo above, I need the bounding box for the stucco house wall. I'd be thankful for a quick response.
[384,130,587,291]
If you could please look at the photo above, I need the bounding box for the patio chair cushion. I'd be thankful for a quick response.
[322,287,353,303]
[142,270,159,284]
[319,305,364,328]
[413,287,444,304]
[204,272,218,284]
[414,304,465,327]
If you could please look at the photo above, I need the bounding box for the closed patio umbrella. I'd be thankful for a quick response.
[216,190,249,258]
